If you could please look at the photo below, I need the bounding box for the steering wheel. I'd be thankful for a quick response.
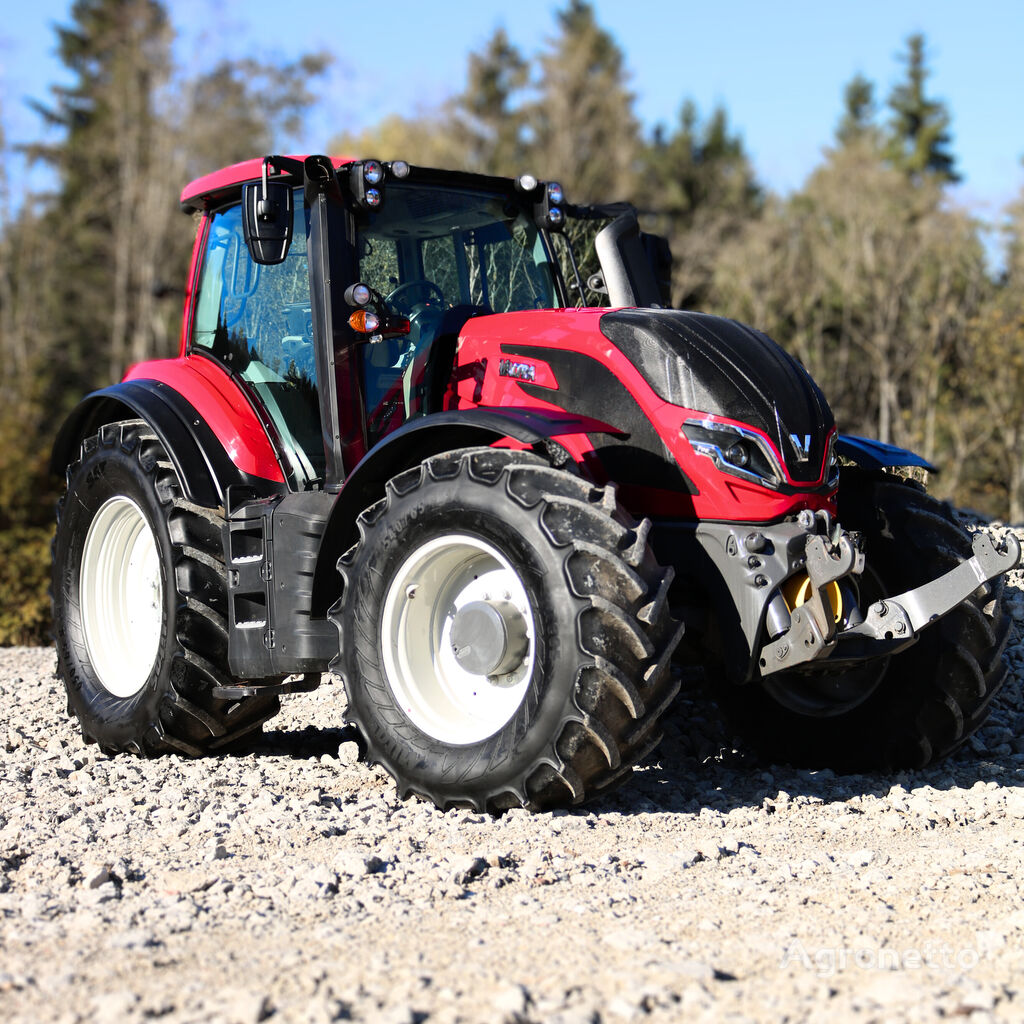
[385,279,445,313]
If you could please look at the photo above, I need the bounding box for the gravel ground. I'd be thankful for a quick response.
[3,520,1024,1024]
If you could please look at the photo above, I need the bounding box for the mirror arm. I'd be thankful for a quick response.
[259,158,272,220]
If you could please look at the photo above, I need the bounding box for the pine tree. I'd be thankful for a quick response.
[0,101,69,644]
[451,28,529,176]
[885,34,960,183]
[835,73,878,147]
[27,0,174,390]
[185,53,331,181]
[645,101,759,220]
[4,1,328,644]
[530,0,640,202]
[642,100,760,308]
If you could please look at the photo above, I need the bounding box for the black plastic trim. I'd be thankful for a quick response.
[225,489,337,678]
[309,408,613,616]
[503,344,698,496]
[50,381,283,507]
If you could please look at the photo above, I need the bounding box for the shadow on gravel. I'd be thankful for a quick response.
[249,723,359,760]
[229,686,1023,820]
[576,576,1024,818]
[207,608,1024,820]
[584,665,1024,819]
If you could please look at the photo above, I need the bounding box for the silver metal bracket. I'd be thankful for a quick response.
[850,532,1019,639]
[801,533,864,643]
[760,531,1020,676]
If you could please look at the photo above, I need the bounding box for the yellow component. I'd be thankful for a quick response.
[782,573,844,625]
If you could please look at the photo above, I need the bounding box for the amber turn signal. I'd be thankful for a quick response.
[349,310,380,333]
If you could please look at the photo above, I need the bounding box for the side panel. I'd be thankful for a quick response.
[226,490,338,678]
[123,357,286,484]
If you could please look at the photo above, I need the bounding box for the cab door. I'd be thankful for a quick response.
[190,195,325,490]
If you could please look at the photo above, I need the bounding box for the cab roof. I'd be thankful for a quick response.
[179,155,355,212]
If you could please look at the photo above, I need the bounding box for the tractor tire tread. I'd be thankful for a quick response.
[52,419,280,757]
[332,447,684,812]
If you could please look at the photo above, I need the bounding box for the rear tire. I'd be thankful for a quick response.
[52,420,280,756]
[719,470,1010,770]
[330,447,684,812]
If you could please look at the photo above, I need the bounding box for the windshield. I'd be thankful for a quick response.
[354,183,559,314]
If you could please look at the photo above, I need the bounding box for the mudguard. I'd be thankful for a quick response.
[836,434,937,473]
[309,407,623,615]
[50,380,284,507]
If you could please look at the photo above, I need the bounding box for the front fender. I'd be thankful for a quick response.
[836,434,937,473]
[309,408,623,616]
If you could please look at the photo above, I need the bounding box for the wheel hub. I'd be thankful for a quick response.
[379,533,536,745]
[450,599,529,677]
[80,495,162,698]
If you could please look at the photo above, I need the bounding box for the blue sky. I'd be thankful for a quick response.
[2,0,1023,216]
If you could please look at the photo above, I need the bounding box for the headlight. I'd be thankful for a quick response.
[682,418,785,490]
[825,433,840,489]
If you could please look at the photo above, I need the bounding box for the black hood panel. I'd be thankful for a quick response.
[600,309,834,482]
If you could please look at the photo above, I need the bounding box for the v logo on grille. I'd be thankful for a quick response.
[789,433,812,462]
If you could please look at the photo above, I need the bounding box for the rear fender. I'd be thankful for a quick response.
[309,408,621,615]
[51,381,283,507]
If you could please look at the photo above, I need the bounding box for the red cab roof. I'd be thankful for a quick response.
[180,155,355,211]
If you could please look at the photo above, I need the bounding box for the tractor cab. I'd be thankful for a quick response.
[342,170,564,448]
[182,155,583,494]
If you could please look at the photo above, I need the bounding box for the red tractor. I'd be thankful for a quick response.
[51,155,1019,811]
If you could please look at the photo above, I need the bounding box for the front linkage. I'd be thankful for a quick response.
[697,510,1021,681]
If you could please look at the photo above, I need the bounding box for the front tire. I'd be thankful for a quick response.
[330,448,684,812]
[52,420,280,756]
[720,471,1010,770]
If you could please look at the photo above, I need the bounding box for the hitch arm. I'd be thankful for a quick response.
[855,532,1020,637]
[760,532,1020,676]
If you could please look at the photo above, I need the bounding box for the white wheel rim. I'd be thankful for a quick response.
[380,534,536,745]
[80,496,163,698]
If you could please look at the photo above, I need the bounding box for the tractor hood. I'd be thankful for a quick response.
[599,309,835,483]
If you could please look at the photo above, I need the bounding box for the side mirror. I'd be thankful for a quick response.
[242,175,293,265]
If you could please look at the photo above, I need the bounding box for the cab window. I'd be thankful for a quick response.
[353,184,558,442]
